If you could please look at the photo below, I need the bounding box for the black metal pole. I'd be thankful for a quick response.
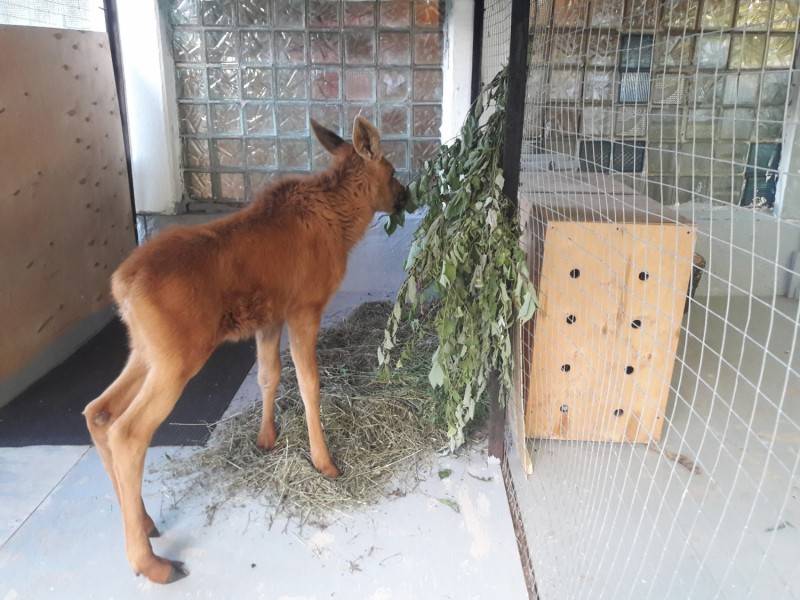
[103,0,139,244]
[488,0,531,460]
[470,0,485,103]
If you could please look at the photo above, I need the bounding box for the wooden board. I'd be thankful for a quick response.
[525,222,695,443]
[0,26,135,382]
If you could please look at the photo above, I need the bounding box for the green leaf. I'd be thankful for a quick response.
[438,469,453,479]
[428,347,444,388]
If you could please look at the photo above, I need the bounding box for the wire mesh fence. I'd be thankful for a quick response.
[481,0,800,598]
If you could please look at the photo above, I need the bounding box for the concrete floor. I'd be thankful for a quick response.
[0,213,528,599]
[508,295,800,600]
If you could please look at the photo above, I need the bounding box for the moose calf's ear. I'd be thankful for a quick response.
[311,119,346,154]
[352,116,383,161]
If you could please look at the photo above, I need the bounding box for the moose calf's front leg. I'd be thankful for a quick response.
[256,324,282,449]
[288,311,340,478]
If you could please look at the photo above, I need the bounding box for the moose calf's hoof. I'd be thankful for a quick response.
[166,561,189,584]
[148,524,161,538]
[317,461,341,479]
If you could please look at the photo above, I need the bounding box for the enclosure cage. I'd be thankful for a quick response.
[477,0,800,598]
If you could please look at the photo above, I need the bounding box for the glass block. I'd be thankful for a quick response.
[248,172,275,198]
[344,105,376,136]
[691,73,725,106]
[615,108,647,137]
[700,0,735,27]
[382,140,408,169]
[586,31,619,67]
[543,108,579,136]
[551,33,585,66]
[311,139,331,169]
[647,147,676,176]
[183,138,210,167]
[696,35,731,69]
[773,0,800,30]
[413,69,442,101]
[241,31,273,64]
[276,68,307,100]
[581,107,614,137]
[244,102,275,134]
[722,73,759,106]
[380,105,409,136]
[278,139,310,169]
[547,137,579,171]
[344,2,375,26]
[412,140,439,170]
[761,72,790,106]
[310,68,340,100]
[624,0,658,29]
[242,67,273,99]
[415,0,441,27]
[756,106,785,139]
[591,0,623,27]
[379,32,411,65]
[412,105,441,137]
[274,0,305,28]
[554,0,588,26]
[619,72,650,103]
[206,31,237,64]
[686,108,717,138]
[619,34,654,70]
[201,0,234,25]
[579,141,611,173]
[208,68,239,100]
[647,108,683,142]
[345,69,376,101]
[661,0,698,29]
[310,104,342,133]
[767,35,795,68]
[239,0,270,25]
[345,31,376,65]
[651,75,686,105]
[719,108,755,140]
[173,30,203,63]
[210,103,241,134]
[654,35,695,68]
[179,103,208,134]
[176,67,207,98]
[611,141,645,172]
[582,70,613,102]
[213,138,244,167]
[308,0,340,27]
[549,69,582,101]
[219,173,245,201]
[276,103,308,135]
[246,138,277,168]
[735,0,771,27]
[171,0,199,25]
[729,34,765,69]
[186,172,212,199]
[310,32,341,64]
[276,31,306,65]
[380,0,411,28]
[414,33,443,65]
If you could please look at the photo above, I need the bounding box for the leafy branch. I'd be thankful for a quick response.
[379,68,537,449]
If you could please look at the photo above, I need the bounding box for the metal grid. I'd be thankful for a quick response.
[167,0,445,206]
[0,0,106,30]
[514,0,800,597]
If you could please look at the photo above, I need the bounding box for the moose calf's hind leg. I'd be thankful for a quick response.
[288,311,340,479]
[108,368,191,584]
[256,324,282,450]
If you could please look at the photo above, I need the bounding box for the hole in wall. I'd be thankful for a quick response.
[561,364,571,372]
[570,268,581,279]
[560,404,569,413]
[613,408,624,417]
[566,314,576,324]
[625,365,635,374]
[631,319,642,329]
[638,271,649,281]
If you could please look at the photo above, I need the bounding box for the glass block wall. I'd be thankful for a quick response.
[167,0,445,206]
[525,0,798,208]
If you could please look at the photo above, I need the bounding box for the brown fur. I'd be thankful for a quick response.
[83,118,405,583]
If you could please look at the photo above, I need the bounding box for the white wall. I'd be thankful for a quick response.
[116,0,183,214]
[441,0,474,144]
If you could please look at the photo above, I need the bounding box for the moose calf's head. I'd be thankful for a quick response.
[312,116,408,215]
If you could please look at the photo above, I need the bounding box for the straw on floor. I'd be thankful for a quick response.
[168,302,444,524]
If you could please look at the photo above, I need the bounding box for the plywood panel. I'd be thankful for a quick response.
[0,26,135,381]
[525,222,695,443]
